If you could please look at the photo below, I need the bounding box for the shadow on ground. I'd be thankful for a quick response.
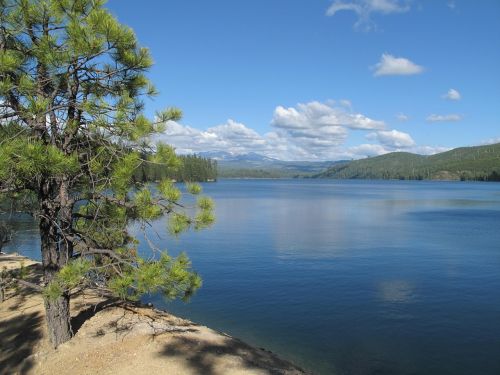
[70,298,120,335]
[159,334,306,375]
[93,304,200,339]
[0,263,44,375]
[5,264,43,311]
[0,301,43,375]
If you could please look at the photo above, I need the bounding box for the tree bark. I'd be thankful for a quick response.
[39,178,73,348]
[44,293,72,347]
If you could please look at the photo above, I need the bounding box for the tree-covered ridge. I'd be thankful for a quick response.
[214,153,340,178]
[217,168,292,179]
[315,143,500,181]
[134,154,217,182]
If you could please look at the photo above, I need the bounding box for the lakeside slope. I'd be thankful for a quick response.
[0,254,307,375]
[314,143,500,181]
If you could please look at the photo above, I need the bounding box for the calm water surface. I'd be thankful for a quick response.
[5,180,500,375]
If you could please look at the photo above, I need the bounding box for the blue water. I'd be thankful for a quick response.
[4,180,500,374]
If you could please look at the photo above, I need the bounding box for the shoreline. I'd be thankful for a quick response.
[0,253,308,375]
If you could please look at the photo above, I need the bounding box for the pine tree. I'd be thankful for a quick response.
[0,0,214,347]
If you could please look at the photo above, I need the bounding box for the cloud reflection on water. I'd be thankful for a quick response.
[378,280,416,304]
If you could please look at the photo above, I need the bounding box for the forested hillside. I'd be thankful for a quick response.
[212,152,344,178]
[315,143,500,181]
[134,155,217,182]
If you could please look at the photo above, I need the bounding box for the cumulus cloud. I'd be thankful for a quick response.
[271,101,385,131]
[367,129,415,148]
[442,88,461,101]
[373,53,424,76]
[267,100,390,158]
[347,143,388,157]
[161,119,267,155]
[426,114,463,122]
[326,0,411,30]
[158,100,445,161]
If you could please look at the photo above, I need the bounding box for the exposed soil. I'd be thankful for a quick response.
[0,254,308,375]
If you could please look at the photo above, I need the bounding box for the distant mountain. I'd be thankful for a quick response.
[314,143,500,181]
[196,151,235,160]
[196,151,344,178]
[197,151,278,163]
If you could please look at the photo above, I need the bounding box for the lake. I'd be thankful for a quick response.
[4,179,500,375]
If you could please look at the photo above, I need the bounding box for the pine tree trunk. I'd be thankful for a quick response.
[44,293,72,347]
[39,179,73,348]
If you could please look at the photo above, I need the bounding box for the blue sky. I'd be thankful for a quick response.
[106,0,500,161]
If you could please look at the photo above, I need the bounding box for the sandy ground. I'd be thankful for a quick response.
[0,254,307,375]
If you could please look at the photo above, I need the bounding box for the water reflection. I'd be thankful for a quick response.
[0,213,40,260]
[4,180,500,375]
[378,280,416,303]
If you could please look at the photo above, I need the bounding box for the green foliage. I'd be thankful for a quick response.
[43,258,92,300]
[158,179,182,203]
[195,209,216,230]
[106,251,201,302]
[195,197,216,229]
[134,189,162,220]
[134,154,218,183]
[0,132,79,183]
[168,213,191,236]
[111,153,141,198]
[149,143,182,170]
[156,107,183,123]
[43,280,64,301]
[57,259,92,290]
[186,182,202,195]
[0,50,24,73]
[108,274,135,301]
[41,250,204,303]
[74,202,129,249]
[197,196,214,211]
[0,0,216,322]
[315,143,500,181]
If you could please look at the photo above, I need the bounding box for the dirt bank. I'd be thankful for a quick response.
[0,254,307,375]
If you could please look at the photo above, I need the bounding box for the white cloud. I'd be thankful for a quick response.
[411,145,451,155]
[396,113,409,121]
[373,53,424,76]
[478,137,500,146]
[343,143,449,159]
[347,143,389,157]
[268,100,389,159]
[161,119,268,155]
[367,129,416,148]
[271,101,385,131]
[426,114,463,122]
[161,119,444,161]
[447,1,456,10]
[442,88,461,101]
[326,0,411,30]
[158,100,446,161]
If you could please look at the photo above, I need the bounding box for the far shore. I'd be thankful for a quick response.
[0,253,308,375]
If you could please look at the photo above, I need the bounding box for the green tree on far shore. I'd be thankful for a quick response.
[133,154,218,182]
[0,0,214,347]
